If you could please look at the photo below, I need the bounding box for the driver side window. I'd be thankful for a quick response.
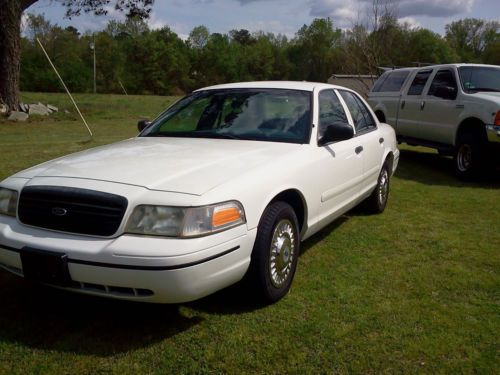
[318,90,348,138]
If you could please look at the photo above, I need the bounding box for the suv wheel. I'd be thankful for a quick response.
[453,132,484,179]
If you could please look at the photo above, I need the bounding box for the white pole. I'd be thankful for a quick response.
[118,79,128,96]
[93,34,96,94]
[36,38,93,138]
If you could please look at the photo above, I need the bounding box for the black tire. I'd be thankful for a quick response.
[438,149,452,157]
[453,132,484,179]
[365,163,390,214]
[248,201,300,304]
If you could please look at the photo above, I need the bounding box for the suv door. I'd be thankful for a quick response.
[339,90,385,195]
[314,89,363,228]
[418,68,459,145]
[397,69,433,139]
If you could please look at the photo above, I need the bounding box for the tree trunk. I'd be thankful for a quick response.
[0,0,37,112]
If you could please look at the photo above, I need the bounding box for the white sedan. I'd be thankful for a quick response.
[0,81,399,304]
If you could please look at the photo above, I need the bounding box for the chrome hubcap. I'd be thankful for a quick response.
[269,219,295,288]
[378,168,389,205]
[457,144,472,172]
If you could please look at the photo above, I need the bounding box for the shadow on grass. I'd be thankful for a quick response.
[396,148,500,188]
[188,215,350,315]
[0,272,203,356]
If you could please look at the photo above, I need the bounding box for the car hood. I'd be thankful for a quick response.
[469,91,500,102]
[14,137,302,195]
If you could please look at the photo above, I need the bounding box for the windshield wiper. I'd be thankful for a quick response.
[145,131,244,140]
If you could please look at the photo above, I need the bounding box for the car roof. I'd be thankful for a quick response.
[386,63,500,73]
[195,81,348,92]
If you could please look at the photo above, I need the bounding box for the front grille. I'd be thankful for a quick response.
[18,186,128,236]
[70,281,154,297]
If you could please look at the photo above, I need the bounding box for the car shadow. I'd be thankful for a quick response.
[0,214,355,356]
[187,215,350,315]
[395,148,500,188]
[0,272,203,356]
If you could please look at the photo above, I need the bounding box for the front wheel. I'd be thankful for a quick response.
[453,132,484,179]
[248,201,300,304]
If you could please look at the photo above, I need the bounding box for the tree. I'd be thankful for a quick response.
[188,26,209,50]
[0,0,154,111]
[289,18,342,81]
[445,18,500,62]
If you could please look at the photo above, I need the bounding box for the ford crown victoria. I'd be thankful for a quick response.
[0,81,399,304]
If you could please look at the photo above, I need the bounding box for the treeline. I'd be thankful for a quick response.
[20,14,499,95]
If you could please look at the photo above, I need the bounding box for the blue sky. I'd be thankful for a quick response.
[26,0,500,39]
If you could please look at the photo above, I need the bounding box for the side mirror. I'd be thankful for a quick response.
[319,122,354,146]
[433,86,457,100]
[138,119,151,132]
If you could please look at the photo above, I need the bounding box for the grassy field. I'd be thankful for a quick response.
[0,92,499,374]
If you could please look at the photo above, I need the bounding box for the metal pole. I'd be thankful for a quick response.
[93,34,96,94]
[36,38,93,138]
[118,79,128,96]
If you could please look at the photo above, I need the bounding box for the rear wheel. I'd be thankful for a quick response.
[248,201,300,303]
[365,163,390,214]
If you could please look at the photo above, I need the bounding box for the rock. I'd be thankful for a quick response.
[19,103,27,113]
[64,109,70,114]
[0,104,8,114]
[29,103,49,116]
[47,104,59,112]
[8,111,29,122]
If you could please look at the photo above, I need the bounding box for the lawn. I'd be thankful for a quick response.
[0,93,499,374]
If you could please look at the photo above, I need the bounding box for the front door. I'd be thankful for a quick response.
[313,89,363,229]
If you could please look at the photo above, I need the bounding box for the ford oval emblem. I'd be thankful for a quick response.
[52,207,68,216]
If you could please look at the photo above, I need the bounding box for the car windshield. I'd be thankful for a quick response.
[458,66,500,93]
[141,89,312,143]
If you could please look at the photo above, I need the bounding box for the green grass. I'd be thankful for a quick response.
[0,93,499,374]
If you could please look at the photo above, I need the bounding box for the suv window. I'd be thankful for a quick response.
[372,70,410,92]
[318,90,348,138]
[407,70,432,95]
[428,69,457,97]
[339,90,376,133]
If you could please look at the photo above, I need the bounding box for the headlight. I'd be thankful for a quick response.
[0,188,18,217]
[125,201,246,238]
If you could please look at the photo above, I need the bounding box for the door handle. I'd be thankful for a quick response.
[401,100,405,109]
[355,146,363,154]
[379,137,384,144]
[420,101,426,110]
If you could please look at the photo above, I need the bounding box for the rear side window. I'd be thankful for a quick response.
[339,90,376,133]
[372,70,410,92]
[407,70,432,95]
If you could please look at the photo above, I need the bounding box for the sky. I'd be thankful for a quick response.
[25,0,500,39]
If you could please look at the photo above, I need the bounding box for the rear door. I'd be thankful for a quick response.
[397,69,434,139]
[338,90,385,195]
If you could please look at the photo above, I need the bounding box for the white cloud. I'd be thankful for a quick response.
[307,0,476,29]
[398,16,421,28]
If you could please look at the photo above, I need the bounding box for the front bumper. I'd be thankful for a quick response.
[0,216,257,303]
[486,124,500,144]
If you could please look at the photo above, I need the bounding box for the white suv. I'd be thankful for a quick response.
[368,64,500,178]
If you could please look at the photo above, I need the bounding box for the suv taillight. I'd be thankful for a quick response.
[495,111,500,126]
